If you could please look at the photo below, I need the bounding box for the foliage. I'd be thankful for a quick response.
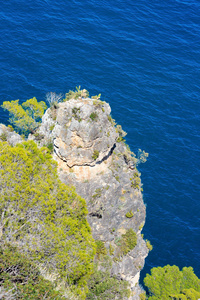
[0,133,7,141]
[72,107,82,122]
[125,210,134,218]
[0,243,63,299]
[107,115,116,126]
[92,188,102,199]
[115,229,137,258]
[95,241,107,260]
[140,292,147,300]
[0,140,96,298]
[144,265,200,300]
[90,112,98,121]
[116,125,127,143]
[49,124,55,131]
[145,240,153,251]
[130,175,141,190]
[1,98,47,135]
[91,94,101,100]
[64,86,89,101]
[86,258,130,300]
[92,150,99,160]
[45,140,54,153]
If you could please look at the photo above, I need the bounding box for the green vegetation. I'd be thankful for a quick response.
[45,140,54,153]
[49,124,55,131]
[64,86,89,101]
[92,188,102,199]
[1,98,47,135]
[116,125,127,143]
[143,265,200,300]
[91,94,101,100]
[72,107,82,122]
[130,171,142,190]
[92,150,99,160]
[90,112,98,121]
[0,140,96,299]
[145,240,153,251]
[0,132,7,141]
[0,243,63,299]
[125,210,134,218]
[95,240,107,260]
[87,256,130,300]
[115,229,137,258]
[107,115,116,126]
[115,175,120,182]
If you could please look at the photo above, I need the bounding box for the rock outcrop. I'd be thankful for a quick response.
[0,124,23,146]
[30,97,149,299]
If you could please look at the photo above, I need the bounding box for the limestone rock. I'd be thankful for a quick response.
[32,98,118,167]
[0,124,23,146]
[33,97,149,299]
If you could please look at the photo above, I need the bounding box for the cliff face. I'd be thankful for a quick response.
[31,98,148,299]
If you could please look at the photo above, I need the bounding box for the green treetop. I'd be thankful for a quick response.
[1,97,47,134]
[0,140,96,299]
[143,265,200,300]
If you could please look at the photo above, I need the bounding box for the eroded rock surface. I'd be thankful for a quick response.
[30,98,149,299]
[0,124,23,145]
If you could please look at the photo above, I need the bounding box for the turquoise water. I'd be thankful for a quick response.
[0,0,199,282]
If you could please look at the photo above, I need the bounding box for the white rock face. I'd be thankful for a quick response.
[36,98,118,167]
[0,124,23,146]
[31,97,149,299]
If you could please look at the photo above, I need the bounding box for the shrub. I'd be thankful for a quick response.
[92,150,99,160]
[146,240,153,251]
[1,98,47,135]
[0,140,96,298]
[144,265,200,300]
[87,257,130,300]
[0,133,7,141]
[115,229,137,258]
[125,210,134,218]
[0,243,63,299]
[45,141,54,153]
[95,240,107,259]
[49,124,55,131]
[107,115,116,126]
[90,112,98,121]
[64,86,89,101]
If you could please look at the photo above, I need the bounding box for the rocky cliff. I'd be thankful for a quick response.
[30,97,149,299]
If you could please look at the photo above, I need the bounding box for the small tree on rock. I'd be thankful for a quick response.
[2,98,47,135]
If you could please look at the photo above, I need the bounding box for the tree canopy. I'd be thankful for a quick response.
[0,140,96,299]
[143,265,200,300]
[1,98,47,134]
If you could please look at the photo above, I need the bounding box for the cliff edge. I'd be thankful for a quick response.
[30,97,149,299]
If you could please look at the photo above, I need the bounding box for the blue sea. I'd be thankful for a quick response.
[0,0,199,284]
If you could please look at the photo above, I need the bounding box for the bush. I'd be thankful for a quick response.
[92,150,99,160]
[0,140,96,298]
[144,265,200,300]
[145,240,153,251]
[95,240,107,259]
[115,229,137,258]
[0,133,7,141]
[125,210,134,218]
[1,98,47,135]
[0,243,63,299]
[90,112,98,121]
[87,259,130,300]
